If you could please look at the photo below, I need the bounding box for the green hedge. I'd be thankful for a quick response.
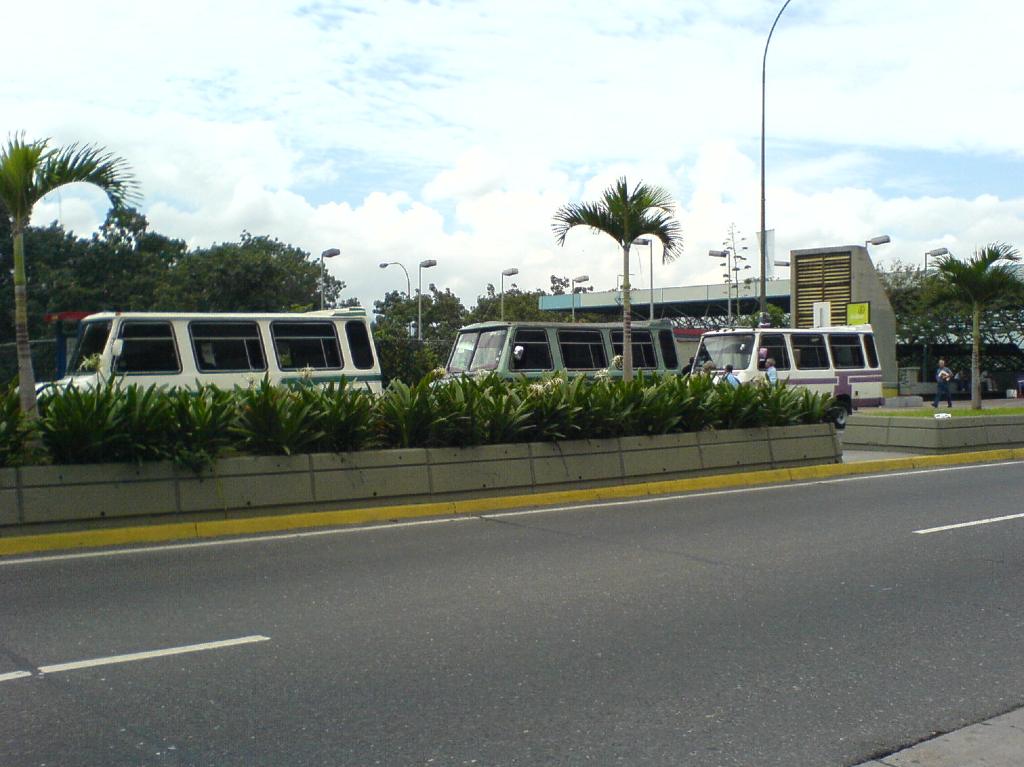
[0,373,834,469]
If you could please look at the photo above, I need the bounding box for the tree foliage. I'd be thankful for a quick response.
[929,244,1023,408]
[552,177,683,380]
[0,134,140,416]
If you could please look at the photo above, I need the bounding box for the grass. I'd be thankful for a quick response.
[858,405,1024,418]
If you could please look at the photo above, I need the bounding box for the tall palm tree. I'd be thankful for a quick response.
[931,243,1022,409]
[0,134,139,417]
[552,177,683,380]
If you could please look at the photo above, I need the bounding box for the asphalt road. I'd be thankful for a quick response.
[2,460,1024,766]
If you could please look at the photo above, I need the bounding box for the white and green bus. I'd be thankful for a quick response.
[445,320,686,378]
[51,307,383,393]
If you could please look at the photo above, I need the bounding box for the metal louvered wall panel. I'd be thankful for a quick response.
[793,252,852,327]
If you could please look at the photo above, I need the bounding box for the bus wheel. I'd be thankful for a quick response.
[829,400,851,430]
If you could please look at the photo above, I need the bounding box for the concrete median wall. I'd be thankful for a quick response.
[843,414,1024,453]
[2,424,839,530]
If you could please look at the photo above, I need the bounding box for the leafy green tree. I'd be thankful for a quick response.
[931,243,1024,409]
[0,134,139,416]
[154,232,343,312]
[418,284,467,341]
[553,177,683,380]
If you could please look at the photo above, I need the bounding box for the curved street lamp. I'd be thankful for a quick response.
[709,249,734,322]
[571,274,590,322]
[379,261,411,297]
[500,267,519,321]
[925,247,950,272]
[633,238,655,320]
[417,259,437,341]
[320,248,341,310]
[759,0,794,327]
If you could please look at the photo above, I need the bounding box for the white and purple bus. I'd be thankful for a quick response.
[691,325,883,427]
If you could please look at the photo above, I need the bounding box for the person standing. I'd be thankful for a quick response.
[764,357,778,386]
[724,364,740,388]
[933,358,953,408]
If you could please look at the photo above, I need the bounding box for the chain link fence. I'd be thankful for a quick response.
[0,340,57,385]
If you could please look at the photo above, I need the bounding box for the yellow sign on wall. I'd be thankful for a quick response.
[846,302,870,325]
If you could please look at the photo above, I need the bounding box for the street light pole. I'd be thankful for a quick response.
[925,247,949,272]
[760,0,793,327]
[379,261,411,297]
[633,238,654,320]
[417,259,437,341]
[320,248,341,310]
[709,249,732,323]
[500,267,519,321]
[571,274,589,322]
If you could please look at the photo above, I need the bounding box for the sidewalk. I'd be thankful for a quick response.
[854,706,1024,766]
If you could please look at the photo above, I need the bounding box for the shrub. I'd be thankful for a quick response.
[373,375,440,448]
[707,380,764,430]
[300,380,375,453]
[116,383,177,463]
[755,382,806,427]
[231,378,324,456]
[170,385,238,472]
[519,374,585,442]
[37,382,128,464]
[0,381,33,467]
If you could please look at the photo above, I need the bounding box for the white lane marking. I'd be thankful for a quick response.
[486,461,1023,519]
[914,512,1024,535]
[37,635,270,675]
[1,459,1020,565]
[0,671,32,682]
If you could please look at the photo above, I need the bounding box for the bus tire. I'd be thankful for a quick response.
[830,399,852,430]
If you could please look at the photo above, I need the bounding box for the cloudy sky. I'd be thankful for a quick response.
[7,0,1024,309]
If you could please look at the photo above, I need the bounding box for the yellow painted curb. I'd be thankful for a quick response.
[2,448,1022,558]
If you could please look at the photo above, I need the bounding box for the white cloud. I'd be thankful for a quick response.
[7,0,1024,316]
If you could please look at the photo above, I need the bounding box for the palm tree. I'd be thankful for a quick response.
[0,134,139,417]
[931,243,1023,409]
[552,177,683,380]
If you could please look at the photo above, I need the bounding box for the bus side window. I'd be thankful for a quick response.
[828,333,865,368]
[863,334,879,368]
[791,334,829,369]
[345,321,375,370]
[759,334,791,370]
[114,321,181,374]
[511,329,553,371]
[557,330,607,370]
[658,330,678,370]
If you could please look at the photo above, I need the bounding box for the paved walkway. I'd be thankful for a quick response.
[854,706,1024,766]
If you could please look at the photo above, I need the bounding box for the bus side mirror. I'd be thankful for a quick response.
[512,345,525,361]
[110,339,124,358]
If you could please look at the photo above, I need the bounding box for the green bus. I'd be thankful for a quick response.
[444,320,686,378]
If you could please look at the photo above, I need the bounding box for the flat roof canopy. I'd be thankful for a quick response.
[538,279,792,320]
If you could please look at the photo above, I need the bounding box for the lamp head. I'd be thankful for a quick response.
[926,247,950,258]
[321,248,341,259]
[419,259,437,269]
[502,268,519,277]
[865,236,890,246]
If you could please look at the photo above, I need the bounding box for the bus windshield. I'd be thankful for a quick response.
[448,332,479,373]
[468,329,507,371]
[67,320,112,375]
[693,333,755,371]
